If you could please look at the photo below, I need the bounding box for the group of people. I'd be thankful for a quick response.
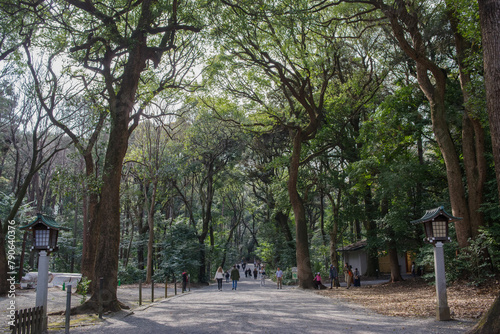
[342,262,361,288]
[214,263,270,291]
[215,262,361,292]
[312,263,361,290]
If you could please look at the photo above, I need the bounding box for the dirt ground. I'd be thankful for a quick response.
[316,277,500,320]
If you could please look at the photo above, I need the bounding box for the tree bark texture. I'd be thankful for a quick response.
[80,154,99,290]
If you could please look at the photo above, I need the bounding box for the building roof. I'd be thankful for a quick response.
[19,213,69,230]
[337,239,367,252]
[410,206,462,225]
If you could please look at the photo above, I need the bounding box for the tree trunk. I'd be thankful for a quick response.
[327,191,341,270]
[448,5,487,238]
[388,242,403,282]
[470,1,500,331]
[468,293,500,334]
[275,211,294,248]
[479,0,500,200]
[146,180,158,284]
[377,0,473,248]
[363,185,379,277]
[80,153,99,287]
[288,131,314,289]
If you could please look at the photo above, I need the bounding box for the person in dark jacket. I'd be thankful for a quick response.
[181,271,189,293]
[329,264,338,289]
[230,265,240,290]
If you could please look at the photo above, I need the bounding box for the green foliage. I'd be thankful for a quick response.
[453,232,497,286]
[155,219,201,282]
[417,228,499,286]
[76,277,91,304]
[118,265,146,285]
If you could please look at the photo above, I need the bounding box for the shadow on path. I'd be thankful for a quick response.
[52,270,475,334]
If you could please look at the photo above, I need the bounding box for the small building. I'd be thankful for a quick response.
[338,240,411,276]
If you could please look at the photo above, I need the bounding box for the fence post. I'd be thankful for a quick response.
[139,280,142,306]
[98,277,103,319]
[174,275,177,296]
[151,280,154,303]
[65,284,72,334]
[164,277,168,298]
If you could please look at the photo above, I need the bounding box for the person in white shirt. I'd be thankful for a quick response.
[214,266,224,291]
[276,267,283,289]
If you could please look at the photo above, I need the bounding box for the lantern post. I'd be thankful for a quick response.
[20,214,68,332]
[411,206,461,321]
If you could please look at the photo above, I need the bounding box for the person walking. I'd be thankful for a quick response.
[181,270,189,293]
[215,266,224,291]
[276,267,283,289]
[329,264,338,289]
[225,270,230,283]
[253,267,258,279]
[260,267,266,286]
[231,265,240,290]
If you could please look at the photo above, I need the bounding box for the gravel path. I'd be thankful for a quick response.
[43,274,474,334]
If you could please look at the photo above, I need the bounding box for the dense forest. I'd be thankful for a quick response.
[1,0,500,332]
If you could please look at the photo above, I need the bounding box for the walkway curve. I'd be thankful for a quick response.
[53,271,474,334]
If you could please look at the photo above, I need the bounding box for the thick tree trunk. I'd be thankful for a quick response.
[468,293,500,334]
[86,104,131,311]
[275,211,294,247]
[288,132,314,289]
[388,243,403,282]
[471,1,500,331]
[80,154,99,287]
[421,69,471,248]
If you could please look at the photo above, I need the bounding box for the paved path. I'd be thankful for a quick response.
[51,271,474,334]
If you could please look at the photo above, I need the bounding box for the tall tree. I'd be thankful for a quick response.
[363,0,485,248]
[468,0,500,332]
[43,0,202,311]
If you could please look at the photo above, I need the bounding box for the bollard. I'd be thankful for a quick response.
[139,280,142,306]
[151,280,154,303]
[174,275,177,296]
[63,282,66,291]
[65,284,72,334]
[164,277,168,298]
[98,278,103,319]
[118,279,121,286]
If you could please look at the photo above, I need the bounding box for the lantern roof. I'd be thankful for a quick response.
[19,213,69,231]
[410,206,462,225]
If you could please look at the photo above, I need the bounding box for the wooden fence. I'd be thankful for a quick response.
[10,306,44,334]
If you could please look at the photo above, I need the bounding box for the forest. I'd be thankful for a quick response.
[1,0,500,331]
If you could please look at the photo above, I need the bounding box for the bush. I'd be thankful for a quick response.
[118,265,146,284]
[76,276,91,304]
